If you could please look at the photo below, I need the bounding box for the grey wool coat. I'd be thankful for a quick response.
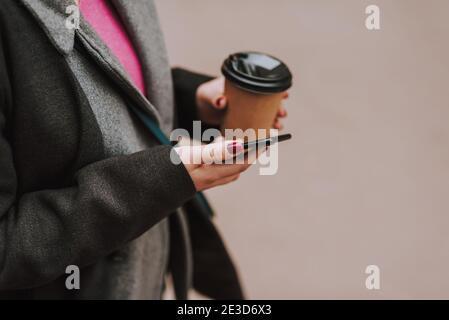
[0,0,243,299]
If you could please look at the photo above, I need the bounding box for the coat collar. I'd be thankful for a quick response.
[19,0,77,55]
[19,0,174,131]
[18,0,161,70]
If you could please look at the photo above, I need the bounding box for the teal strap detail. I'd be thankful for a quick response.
[130,105,172,145]
[128,104,213,217]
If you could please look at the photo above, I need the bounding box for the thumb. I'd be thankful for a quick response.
[213,95,227,110]
[201,137,244,164]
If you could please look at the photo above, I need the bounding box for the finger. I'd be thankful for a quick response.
[207,172,241,189]
[175,137,242,165]
[277,106,287,118]
[190,163,248,191]
[273,120,284,130]
[202,139,244,163]
[214,95,227,109]
[174,144,204,166]
[203,161,252,180]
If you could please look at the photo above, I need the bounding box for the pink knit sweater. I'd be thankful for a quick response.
[80,0,147,96]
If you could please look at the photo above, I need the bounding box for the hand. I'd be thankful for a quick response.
[196,76,289,129]
[174,137,265,192]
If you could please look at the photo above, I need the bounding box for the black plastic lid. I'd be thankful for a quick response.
[221,52,292,94]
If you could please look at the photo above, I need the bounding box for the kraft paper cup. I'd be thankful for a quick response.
[220,52,292,140]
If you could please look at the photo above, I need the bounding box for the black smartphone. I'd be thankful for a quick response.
[243,133,292,150]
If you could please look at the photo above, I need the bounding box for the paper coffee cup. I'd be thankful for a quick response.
[221,52,292,140]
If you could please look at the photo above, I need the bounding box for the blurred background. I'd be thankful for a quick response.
[155,0,449,299]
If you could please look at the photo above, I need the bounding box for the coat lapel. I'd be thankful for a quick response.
[75,16,163,126]
[110,0,176,133]
[19,0,171,129]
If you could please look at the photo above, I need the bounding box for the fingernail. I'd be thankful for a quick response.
[227,141,243,155]
[216,96,225,108]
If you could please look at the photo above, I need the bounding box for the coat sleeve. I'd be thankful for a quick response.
[171,67,216,135]
[0,36,196,290]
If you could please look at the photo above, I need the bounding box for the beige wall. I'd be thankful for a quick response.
[155,0,449,299]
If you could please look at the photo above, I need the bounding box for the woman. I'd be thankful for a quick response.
[0,0,287,299]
